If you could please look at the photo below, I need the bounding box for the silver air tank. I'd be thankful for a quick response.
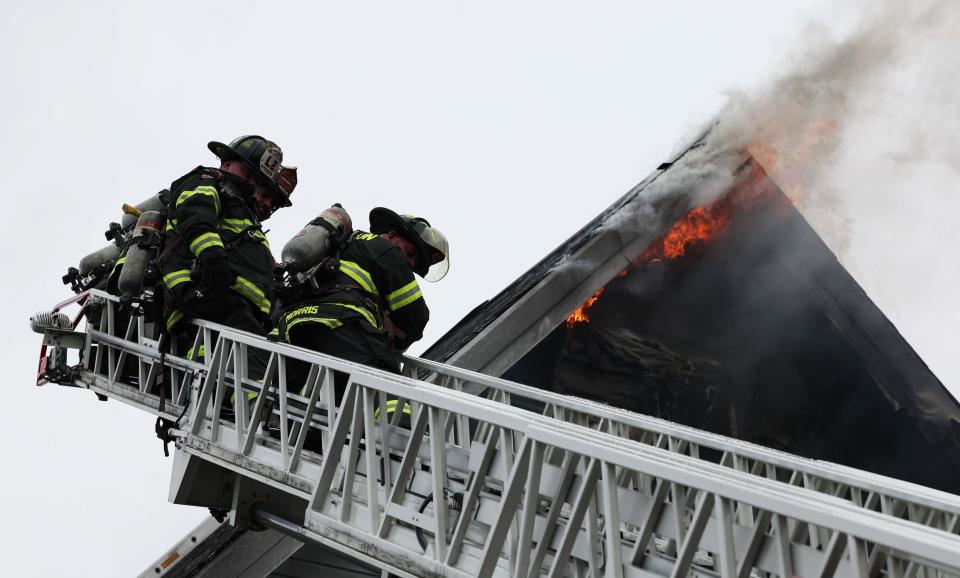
[280,205,352,272]
[117,210,166,297]
[78,243,121,276]
[120,192,167,230]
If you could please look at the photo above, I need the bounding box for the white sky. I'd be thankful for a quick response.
[2,1,956,576]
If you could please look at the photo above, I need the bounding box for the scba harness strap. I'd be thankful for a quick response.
[288,280,408,347]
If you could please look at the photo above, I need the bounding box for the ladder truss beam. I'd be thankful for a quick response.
[35,291,960,578]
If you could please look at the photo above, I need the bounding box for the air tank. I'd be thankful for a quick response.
[280,205,352,272]
[118,210,166,297]
[78,243,122,276]
[120,192,168,230]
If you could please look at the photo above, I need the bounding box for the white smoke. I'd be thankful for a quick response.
[561,0,960,391]
[710,0,960,260]
[604,0,959,268]
[605,0,959,256]
[719,0,960,393]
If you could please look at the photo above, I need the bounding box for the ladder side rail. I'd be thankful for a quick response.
[178,347,409,485]
[137,318,960,577]
[74,289,209,377]
[85,326,204,375]
[76,370,184,421]
[83,296,960,540]
[54,290,864,496]
[261,435,959,578]
[174,423,319,501]
[41,291,960,576]
[78,305,204,419]
[178,318,478,474]
[65,292,202,412]
[170,344,342,495]
[190,317,389,370]
[405,354,959,501]
[62,292,960,533]
[260,357,960,577]
[402,354,960,522]
[326,363,960,571]
[530,419,960,576]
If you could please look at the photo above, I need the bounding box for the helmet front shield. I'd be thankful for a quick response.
[410,220,449,282]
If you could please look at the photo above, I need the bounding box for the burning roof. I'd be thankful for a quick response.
[424,131,960,494]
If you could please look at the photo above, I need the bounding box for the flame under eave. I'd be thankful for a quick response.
[565,156,799,328]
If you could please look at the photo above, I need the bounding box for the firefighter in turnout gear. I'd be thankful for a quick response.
[275,207,449,400]
[160,135,294,376]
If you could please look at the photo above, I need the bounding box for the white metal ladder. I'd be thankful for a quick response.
[34,289,960,577]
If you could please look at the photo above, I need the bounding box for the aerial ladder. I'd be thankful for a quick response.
[33,289,960,578]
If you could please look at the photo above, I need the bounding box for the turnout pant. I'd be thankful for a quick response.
[287,321,403,453]
[288,321,398,398]
[175,291,270,380]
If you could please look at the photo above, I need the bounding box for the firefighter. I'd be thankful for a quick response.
[275,207,449,399]
[160,135,294,376]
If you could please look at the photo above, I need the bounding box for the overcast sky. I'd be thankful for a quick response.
[2,1,957,576]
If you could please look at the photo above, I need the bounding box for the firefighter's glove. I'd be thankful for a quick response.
[199,250,235,296]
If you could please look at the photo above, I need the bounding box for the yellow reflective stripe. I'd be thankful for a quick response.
[162,269,192,289]
[329,302,378,329]
[186,344,205,360]
[220,219,269,248]
[189,232,224,257]
[220,218,254,233]
[231,275,271,314]
[109,255,126,277]
[176,185,220,214]
[338,260,377,294]
[387,279,422,311]
[373,400,412,419]
[286,316,343,335]
[230,391,258,403]
[166,310,183,330]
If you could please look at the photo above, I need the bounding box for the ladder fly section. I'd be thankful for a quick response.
[36,290,960,536]
[34,290,960,578]
[401,357,960,541]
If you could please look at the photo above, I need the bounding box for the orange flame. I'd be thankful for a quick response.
[563,122,833,331]
[564,204,734,327]
[566,286,605,327]
[565,168,777,328]
[635,206,728,265]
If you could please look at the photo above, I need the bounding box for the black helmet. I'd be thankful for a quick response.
[369,207,449,282]
[207,135,292,207]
